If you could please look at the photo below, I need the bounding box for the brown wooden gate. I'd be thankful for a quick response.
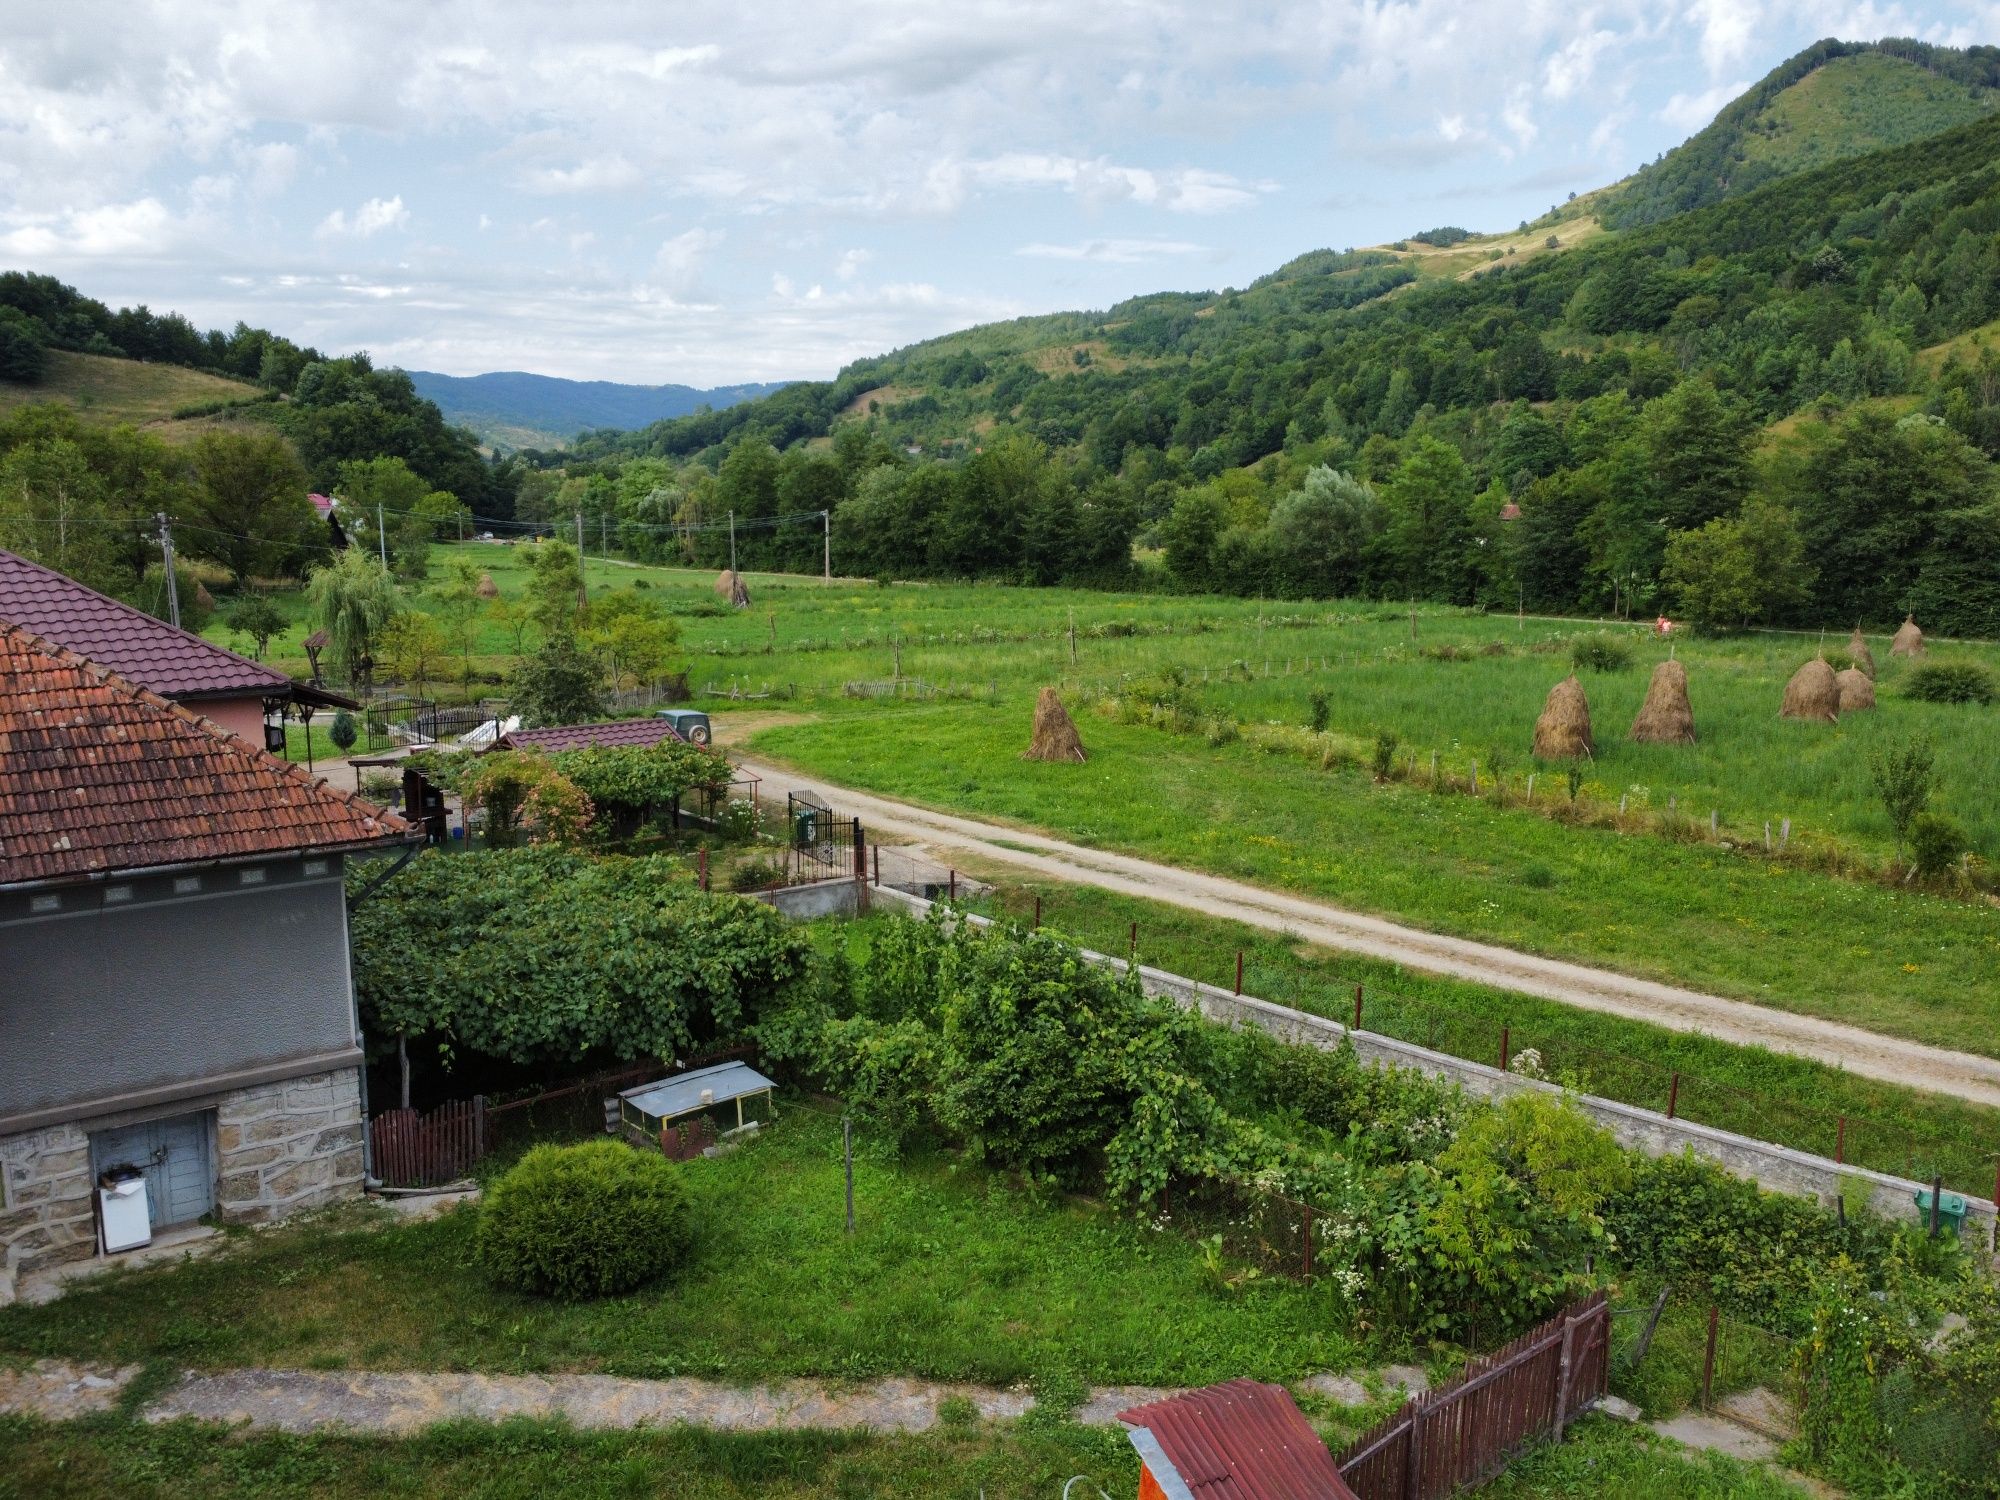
[1336,1291,1610,1499]
[369,1097,489,1188]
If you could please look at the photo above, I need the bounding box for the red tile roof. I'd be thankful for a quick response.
[0,547,293,700]
[1119,1380,1355,1500]
[496,718,686,753]
[0,622,411,886]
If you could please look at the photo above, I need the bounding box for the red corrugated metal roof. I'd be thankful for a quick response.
[1119,1380,1356,1500]
[0,547,293,700]
[0,621,411,886]
[496,719,686,753]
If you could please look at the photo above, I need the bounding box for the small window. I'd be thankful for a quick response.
[103,885,133,904]
[29,894,61,914]
[302,859,330,878]
[173,876,202,895]
[237,868,267,886]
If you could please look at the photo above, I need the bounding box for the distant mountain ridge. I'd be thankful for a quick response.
[403,368,792,449]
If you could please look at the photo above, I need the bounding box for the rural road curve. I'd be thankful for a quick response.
[733,754,2000,1110]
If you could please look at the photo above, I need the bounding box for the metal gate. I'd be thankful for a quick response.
[788,791,859,882]
[89,1111,215,1230]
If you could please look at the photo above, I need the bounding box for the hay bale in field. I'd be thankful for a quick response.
[1891,614,1925,657]
[1836,666,1876,712]
[194,581,216,611]
[476,572,499,599]
[1023,686,1087,763]
[1630,659,1696,746]
[1846,626,1874,678]
[714,569,751,609]
[1532,674,1594,761]
[1781,657,1840,722]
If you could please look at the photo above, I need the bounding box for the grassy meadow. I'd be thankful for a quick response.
[223,545,2000,1055]
[0,350,270,437]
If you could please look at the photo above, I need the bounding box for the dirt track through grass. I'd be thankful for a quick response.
[736,753,2000,1110]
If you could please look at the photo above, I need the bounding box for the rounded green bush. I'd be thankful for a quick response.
[478,1140,693,1299]
[1901,660,1995,705]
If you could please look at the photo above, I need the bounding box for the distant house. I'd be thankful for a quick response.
[1119,1380,1357,1500]
[494,718,690,753]
[0,547,352,748]
[0,623,415,1274]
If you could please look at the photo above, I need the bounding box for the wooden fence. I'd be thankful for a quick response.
[369,1096,489,1188]
[1335,1291,1610,1499]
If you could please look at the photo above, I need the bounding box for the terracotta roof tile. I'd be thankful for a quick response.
[0,621,412,886]
[0,546,293,699]
[497,718,687,753]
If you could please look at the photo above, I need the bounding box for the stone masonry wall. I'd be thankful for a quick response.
[215,1067,365,1223]
[0,1065,365,1278]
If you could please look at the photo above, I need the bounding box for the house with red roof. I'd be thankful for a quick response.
[0,546,351,750]
[0,622,415,1280]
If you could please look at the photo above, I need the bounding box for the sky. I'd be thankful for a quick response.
[1,2,1995,387]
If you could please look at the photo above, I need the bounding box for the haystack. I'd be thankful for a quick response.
[1846,626,1874,678]
[1532,675,1594,761]
[714,569,751,609]
[1780,658,1840,722]
[1836,666,1876,712]
[1891,614,1925,658]
[194,581,216,611]
[476,572,499,599]
[1630,660,1696,746]
[1023,687,1087,763]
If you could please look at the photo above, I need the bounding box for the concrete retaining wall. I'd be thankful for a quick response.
[753,879,864,920]
[868,886,1997,1238]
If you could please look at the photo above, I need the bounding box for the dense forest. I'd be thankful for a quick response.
[551,83,2000,635]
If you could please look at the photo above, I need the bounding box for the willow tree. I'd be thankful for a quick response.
[304,546,402,691]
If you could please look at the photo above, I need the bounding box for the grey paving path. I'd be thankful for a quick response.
[6,1360,1420,1434]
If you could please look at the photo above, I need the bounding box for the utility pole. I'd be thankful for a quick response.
[377,504,387,568]
[574,509,587,610]
[728,509,737,574]
[822,509,831,582]
[600,513,608,562]
[155,512,181,629]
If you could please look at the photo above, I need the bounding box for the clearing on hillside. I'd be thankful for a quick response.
[0,349,269,434]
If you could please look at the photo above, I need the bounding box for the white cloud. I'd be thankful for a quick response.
[835,247,872,280]
[1686,0,1760,75]
[654,226,725,293]
[1542,30,1617,100]
[1659,79,1748,133]
[316,194,408,237]
[519,155,642,194]
[0,197,180,257]
[1016,237,1207,263]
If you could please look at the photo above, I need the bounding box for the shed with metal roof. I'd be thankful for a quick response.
[1118,1380,1356,1500]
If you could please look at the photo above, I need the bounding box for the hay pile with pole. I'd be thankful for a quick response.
[1836,666,1876,712]
[714,569,751,609]
[1781,658,1840,722]
[1630,659,1697,745]
[1023,686,1087,763]
[1532,675,1594,761]
[1891,614,1925,657]
[1846,625,1874,678]
[476,572,499,599]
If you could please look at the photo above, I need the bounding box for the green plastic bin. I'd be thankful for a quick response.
[1913,1187,1968,1236]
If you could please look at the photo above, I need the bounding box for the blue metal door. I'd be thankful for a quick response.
[90,1112,215,1229]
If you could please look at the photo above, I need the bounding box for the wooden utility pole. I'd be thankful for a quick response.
[728,509,737,574]
[155,513,181,629]
[574,510,588,609]
[822,509,831,581]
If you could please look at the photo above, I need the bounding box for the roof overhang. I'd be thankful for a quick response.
[0,829,423,896]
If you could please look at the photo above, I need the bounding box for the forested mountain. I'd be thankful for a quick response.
[404,369,790,450]
[562,87,2000,635]
[1595,38,2000,228]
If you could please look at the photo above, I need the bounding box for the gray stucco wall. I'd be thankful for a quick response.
[0,858,359,1125]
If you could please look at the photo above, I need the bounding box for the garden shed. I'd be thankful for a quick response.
[1119,1379,1356,1500]
[619,1061,776,1159]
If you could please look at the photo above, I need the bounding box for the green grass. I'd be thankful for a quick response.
[0,1415,1138,1500]
[758,704,2000,1058]
[0,1410,1803,1500]
[0,1109,1351,1386]
[1743,52,1998,178]
[913,883,2000,1197]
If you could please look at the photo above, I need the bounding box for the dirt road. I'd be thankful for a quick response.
[734,754,2000,1110]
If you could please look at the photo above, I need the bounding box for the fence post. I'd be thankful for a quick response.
[1353,985,1363,1031]
[1129,921,1137,960]
[1034,894,1042,928]
[1301,1200,1313,1280]
[1667,1072,1681,1120]
[698,845,710,892]
[1499,1025,1510,1073]
[1930,1173,1943,1238]
[1701,1305,1719,1408]
[1552,1309,1577,1441]
[1403,1405,1424,1500]
[1235,950,1244,996]
[852,820,866,882]
[872,844,880,887]
[948,868,956,902]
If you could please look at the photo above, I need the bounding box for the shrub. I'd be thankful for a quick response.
[1908,812,1968,879]
[478,1140,693,1299]
[1570,634,1633,672]
[328,709,358,752]
[1307,688,1330,734]
[1901,661,1995,705]
[727,856,788,891]
[1371,728,1400,781]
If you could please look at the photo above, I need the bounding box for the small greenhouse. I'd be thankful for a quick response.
[618,1062,776,1158]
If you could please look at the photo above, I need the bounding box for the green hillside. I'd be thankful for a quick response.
[0,349,274,439]
[1597,38,2000,228]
